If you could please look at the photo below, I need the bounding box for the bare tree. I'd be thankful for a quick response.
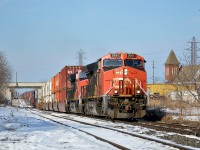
[0,52,12,103]
[174,53,200,102]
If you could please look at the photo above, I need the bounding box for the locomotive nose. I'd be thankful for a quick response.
[112,68,132,95]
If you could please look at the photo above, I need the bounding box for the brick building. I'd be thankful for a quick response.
[165,50,180,83]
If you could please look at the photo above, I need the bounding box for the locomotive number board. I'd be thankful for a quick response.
[127,53,135,58]
[111,53,121,58]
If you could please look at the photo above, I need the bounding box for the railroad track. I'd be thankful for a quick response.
[48,110,200,138]
[30,109,194,150]
[132,121,200,137]
[36,113,129,150]
[71,112,200,137]
[17,107,200,138]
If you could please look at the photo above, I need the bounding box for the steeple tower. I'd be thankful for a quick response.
[165,50,180,83]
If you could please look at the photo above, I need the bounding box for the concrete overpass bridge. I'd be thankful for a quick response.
[3,82,46,101]
[7,82,46,89]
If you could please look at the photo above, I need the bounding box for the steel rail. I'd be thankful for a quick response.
[38,110,193,150]
[134,121,200,137]
[31,111,130,150]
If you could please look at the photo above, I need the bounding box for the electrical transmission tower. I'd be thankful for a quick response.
[77,49,85,66]
[187,37,199,65]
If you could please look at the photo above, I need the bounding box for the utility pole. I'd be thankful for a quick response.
[16,72,18,87]
[152,60,155,84]
[187,37,199,65]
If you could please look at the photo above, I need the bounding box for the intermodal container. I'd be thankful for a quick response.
[60,90,66,102]
[45,80,51,103]
[55,72,60,93]
[35,90,38,99]
[49,80,52,103]
[58,66,83,102]
[42,85,45,100]
[30,91,35,106]
[51,76,55,94]
[28,92,31,99]
[37,88,43,103]
[55,91,60,102]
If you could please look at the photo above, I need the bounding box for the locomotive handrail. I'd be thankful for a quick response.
[105,86,113,95]
[105,80,114,95]
[137,82,148,95]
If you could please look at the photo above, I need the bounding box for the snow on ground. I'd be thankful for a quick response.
[184,115,200,122]
[0,105,199,150]
[48,110,200,149]
[162,107,200,122]
[40,112,177,150]
[0,107,115,150]
[11,99,32,108]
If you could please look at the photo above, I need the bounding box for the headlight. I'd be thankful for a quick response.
[136,90,141,94]
[124,69,128,75]
[114,90,118,94]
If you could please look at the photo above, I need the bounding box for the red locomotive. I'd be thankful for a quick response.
[22,52,147,119]
[68,52,147,119]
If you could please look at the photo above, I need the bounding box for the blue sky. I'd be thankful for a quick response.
[0,0,200,84]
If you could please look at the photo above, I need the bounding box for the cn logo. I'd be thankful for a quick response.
[68,71,73,74]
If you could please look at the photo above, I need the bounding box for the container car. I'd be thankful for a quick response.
[50,66,83,112]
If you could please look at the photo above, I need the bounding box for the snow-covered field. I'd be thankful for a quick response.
[0,106,199,150]
[0,106,116,150]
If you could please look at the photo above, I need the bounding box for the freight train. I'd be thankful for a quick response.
[15,90,38,108]
[24,52,147,119]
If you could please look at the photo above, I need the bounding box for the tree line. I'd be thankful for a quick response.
[0,52,12,104]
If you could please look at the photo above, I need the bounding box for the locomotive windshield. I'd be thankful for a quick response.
[103,59,122,67]
[124,59,143,68]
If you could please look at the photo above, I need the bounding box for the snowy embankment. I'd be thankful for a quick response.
[0,106,176,150]
[0,106,115,150]
[0,106,199,150]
